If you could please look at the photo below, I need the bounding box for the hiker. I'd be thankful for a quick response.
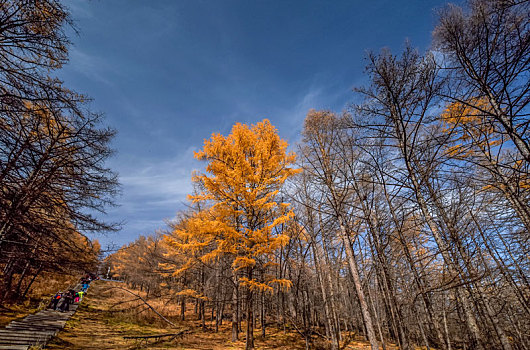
[57,292,68,312]
[48,292,61,310]
[59,290,74,312]
[82,282,89,292]
[77,290,84,303]
[69,290,76,305]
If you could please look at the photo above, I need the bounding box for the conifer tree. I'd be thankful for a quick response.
[173,119,299,349]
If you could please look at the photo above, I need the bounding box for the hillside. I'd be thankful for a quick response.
[45,280,380,350]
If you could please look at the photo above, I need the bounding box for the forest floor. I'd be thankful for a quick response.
[43,280,385,350]
[0,300,41,327]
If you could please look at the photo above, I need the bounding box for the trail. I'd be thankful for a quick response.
[0,283,85,350]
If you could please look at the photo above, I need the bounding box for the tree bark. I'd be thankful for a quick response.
[232,276,239,342]
[338,221,379,350]
[245,267,254,350]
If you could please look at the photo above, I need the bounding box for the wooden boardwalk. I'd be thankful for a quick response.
[0,304,78,350]
[0,290,82,350]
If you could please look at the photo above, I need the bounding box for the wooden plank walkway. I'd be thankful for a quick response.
[0,304,78,349]
[0,286,84,350]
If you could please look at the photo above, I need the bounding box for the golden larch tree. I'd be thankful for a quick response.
[185,119,299,349]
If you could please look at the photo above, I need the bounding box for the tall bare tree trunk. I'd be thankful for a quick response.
[245,267,254,350]
[232,276,239,342]
[310,234,339,349]
[338,221,379,350]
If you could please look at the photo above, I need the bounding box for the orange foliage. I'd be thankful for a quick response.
[441,97,500,157]
[167,119,300,293]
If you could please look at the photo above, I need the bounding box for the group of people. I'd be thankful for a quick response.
[47,273,99,312]
[48,289,80,312]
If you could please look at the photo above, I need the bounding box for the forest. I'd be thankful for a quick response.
[1,0,529,350]
[106,1,530,350]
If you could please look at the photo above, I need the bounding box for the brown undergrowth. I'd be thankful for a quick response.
[0,301,41,328]
[0,272,79,327]
[45,280,386,349]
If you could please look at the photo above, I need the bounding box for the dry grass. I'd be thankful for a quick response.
[45,281,391,350]
[0,272,79,327]
[28,273,79,299]
[0,300,42,328]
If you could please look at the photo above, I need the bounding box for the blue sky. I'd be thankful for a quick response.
[59,0,453,249]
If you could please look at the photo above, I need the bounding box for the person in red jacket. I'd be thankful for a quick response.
[48,292,61,310]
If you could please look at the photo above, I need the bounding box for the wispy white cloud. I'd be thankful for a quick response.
[68,48,114,87]
[117,146,200,212]
[100,146,201,246]
[274,79,351,144]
